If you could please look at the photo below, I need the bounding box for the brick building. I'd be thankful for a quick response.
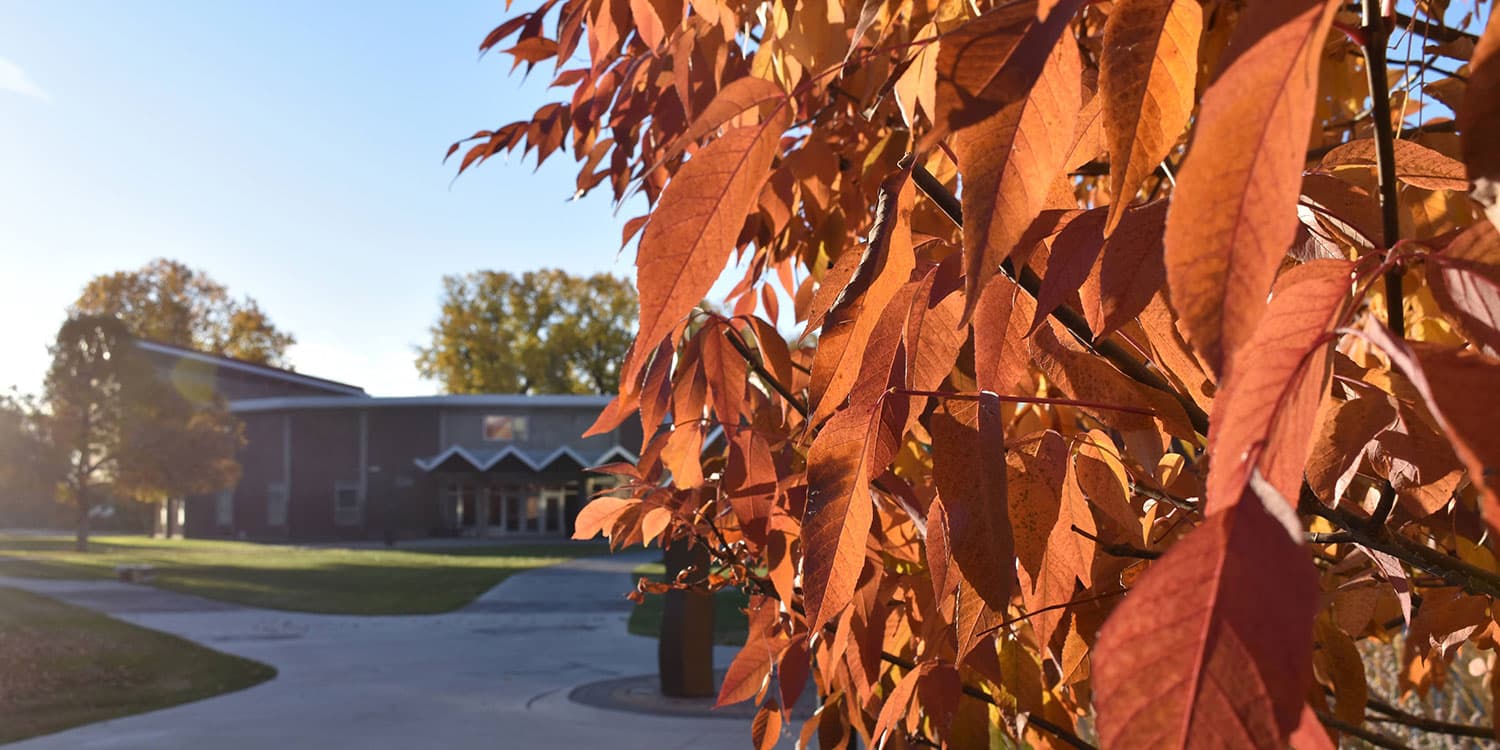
[137,341,639,542]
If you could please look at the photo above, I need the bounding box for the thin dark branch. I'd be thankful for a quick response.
[975,589,1129,641]
[1316,710,1414,750]
[1386,56,1468,81]
[1364,693,1497,739]
[1071,524,1161,559]
[1308,531,1356,544]
[722,327,809,417]
[1391,10,1482,45]
[1129,480,1200,513]
[907,162,1211,436]
[1299,492,1500,599]
[1360,0,1405,532]
[878,652,1097,750]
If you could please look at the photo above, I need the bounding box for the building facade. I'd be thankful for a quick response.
[137,341,638,542]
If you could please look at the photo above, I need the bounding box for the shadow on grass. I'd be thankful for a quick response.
[0,536,612,615]
[0,587,275,745]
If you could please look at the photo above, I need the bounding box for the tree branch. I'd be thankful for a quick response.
[1070,524,1161,559]
[1316,710,1414,750]
[906,161,1211,436]
[1391,10,1482,45]
[1299,492,1500,599]
[1364,692,1497,740]
[1360,0,1405,531]
[721,327,809,417]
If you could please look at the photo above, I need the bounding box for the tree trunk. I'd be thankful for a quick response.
[658,538,716,697]
[74,488,90,552]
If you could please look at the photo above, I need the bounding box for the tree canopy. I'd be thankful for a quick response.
[416,269,636,395]
[44,316,241,550]
[457,0,1500,746]
[0,392,64,527]
[73,258,295,367]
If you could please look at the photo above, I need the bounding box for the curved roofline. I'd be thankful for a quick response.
[231,393,617,413]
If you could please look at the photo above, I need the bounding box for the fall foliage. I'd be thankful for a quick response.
[44,316,242,551]
[74,258,296,368]
[457,0,1500,746]
[417,269,637,394]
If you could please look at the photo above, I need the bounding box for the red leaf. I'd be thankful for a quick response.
[1321,138,1471,192]
[1428,221,1500,356]
[1094,481,1319,750]
[1030,208,1108,334]
[752,700,783,750]
[1081,199,1171,337]
[930,395,1013,613]
[624,103,791,387]
[1099,0,1202,235]
[952,13,1084,319]
[808,166,916,422]
[929,0,1084,141]
[802,394,902,632]
[1207,260,1354,511]
[717,600,784,707]
[1163,0,1340,376]
[1354,325,1500,526]
[572,497,635,540]
[659,76,787,169]
[1460,10,1500,230]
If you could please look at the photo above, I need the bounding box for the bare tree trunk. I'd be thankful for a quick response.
[658,538,715,697]
[74,487,90,552]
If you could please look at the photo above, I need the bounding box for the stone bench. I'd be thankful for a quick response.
[114,564,156,583]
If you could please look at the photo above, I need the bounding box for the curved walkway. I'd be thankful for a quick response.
[0,551,787,749]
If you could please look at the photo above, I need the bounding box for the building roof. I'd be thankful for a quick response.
[412,444,637,473]
[229,393,616,413]
[135,339,368,397]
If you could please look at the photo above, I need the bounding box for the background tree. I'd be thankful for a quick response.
[458,0,1500,747]
[417,269,636,394]
[74,258,295,367]
[44,316,241,550]
[0,391,65,527]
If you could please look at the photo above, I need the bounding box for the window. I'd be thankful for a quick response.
[215,489,234,527]
[334,481,361,526]
[266,482,288,527]
[482,415,529,442]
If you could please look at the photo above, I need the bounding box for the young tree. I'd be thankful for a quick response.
[0,392,65,527]
[459,0,1500,747]
[114,392,243,539]
[74,258,295,367]
[417,269,637,394]
[44,316,242,550]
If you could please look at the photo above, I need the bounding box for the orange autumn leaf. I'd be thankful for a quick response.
[1163,0,1340,376]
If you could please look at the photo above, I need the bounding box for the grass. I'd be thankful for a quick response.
[626,561,751,646]
[0,586,276,744]
[0,535,607,615]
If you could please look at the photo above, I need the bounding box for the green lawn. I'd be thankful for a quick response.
[0,586,275,744]
[626,561,751,645]
[0,535,607,615]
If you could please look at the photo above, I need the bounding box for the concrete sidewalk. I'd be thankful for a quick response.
[0,551,792,749]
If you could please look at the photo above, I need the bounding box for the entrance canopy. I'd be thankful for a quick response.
[413,444,635,474]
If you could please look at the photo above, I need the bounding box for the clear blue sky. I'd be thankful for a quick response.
[0,0,651,396]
